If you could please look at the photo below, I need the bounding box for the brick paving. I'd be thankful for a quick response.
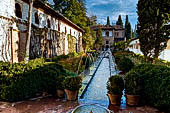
[0,97,164,113]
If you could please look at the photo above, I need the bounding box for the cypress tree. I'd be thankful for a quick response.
[107,16,110,26]
[116,15,123,28]
[137,0,170,59]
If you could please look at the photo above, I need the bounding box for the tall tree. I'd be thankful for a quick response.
[116,15,123,28]
[137,0,170,60]
[107,16,110,26]
[125,15,132,39]
[94,28,103,50]
[53,0,97,51]
[87,15,97,26]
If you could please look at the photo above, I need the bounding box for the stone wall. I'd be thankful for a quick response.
[0,0,83,62]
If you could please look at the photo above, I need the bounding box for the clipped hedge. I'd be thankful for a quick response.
[0,58,68,102]
[116,56,134,73]
[131,64,170,112]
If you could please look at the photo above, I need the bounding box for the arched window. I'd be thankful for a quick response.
[47,19,51,28]
[106,31,109,37]
[34,12,39,24]
[15,3,22,18]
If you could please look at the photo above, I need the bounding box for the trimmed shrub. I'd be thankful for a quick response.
[131,64,170,112]
[62,76,82,91]
[107,75,124,95]
[116,57,134,73]
[125,70,143,95]
[0,58,68,102]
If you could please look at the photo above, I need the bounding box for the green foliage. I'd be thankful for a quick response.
[94,28,103,50]
[56,75,65,90]
[131,64,170,112]
[53,0,97,51]
[125,70,143,95]
[116,15,123,28]
[137,0,170,59]
[116,56,134,73]
[68,35,76,53]
[113,41,130,51]
[87,15,97,26]
[107,75,124,95]
[125,15,132,40]
[0,59,60,102]
[62,76,82,91]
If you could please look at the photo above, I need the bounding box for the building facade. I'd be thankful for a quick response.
[0,0,83,63]
[91,25,125,50]
[129,39,170,61]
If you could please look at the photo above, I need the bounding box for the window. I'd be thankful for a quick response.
[106,40,109,44]
[58,21,60,31]
[15,3,22,18]
[65,27,67,34]
[34,12,39,24]
[106,31,109,37]
[47,19,51,28]
[70,29,72,35]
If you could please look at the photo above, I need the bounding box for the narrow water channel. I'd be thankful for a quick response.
[81,58,111,106]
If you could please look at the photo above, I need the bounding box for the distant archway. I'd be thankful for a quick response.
[106,40,109,44]
[106,45,109,50]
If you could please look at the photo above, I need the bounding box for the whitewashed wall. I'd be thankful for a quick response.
[129,39,170,61]
[0,0,15,61]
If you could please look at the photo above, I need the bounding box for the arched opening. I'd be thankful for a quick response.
[106,31,109,37]
[47,19,51,28]
[106,40,109,44]
[34,12,39,24]
[15,3,22,18]
[106,45,109,50]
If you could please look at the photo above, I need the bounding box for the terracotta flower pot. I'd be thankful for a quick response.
[126,94,140,106]
[64,89,78,101]
[107,93,122,105]
[57,89,65,98]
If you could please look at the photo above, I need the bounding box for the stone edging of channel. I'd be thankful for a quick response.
[78,56,104,99]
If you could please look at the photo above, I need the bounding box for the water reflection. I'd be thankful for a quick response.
[80,58,110,106]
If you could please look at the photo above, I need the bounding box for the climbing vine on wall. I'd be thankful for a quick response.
[68,34,76,53]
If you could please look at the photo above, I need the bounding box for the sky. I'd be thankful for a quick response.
[86,0,138,29]
[48,0,138,29]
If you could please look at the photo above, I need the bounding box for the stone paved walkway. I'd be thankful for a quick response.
[0,97,164,113]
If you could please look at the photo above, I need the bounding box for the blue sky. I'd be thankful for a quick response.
[48,0,138,29]
[86,0,138,29]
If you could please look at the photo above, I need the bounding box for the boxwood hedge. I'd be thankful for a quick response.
[131,64,170,112]
[0,58,72,102]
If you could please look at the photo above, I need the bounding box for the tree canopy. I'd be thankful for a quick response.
[53,0,97,51]
[116,15,123,28]
[125,15,132,40]
[137,0,170,59]
[107,16,110,26]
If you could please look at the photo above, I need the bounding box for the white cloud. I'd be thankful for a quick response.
[86,0,138,29]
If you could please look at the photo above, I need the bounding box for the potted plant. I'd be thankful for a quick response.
[63,76,82,101]
[106,75,124,105]
[56,75,65,98]
[125,70,143,106]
